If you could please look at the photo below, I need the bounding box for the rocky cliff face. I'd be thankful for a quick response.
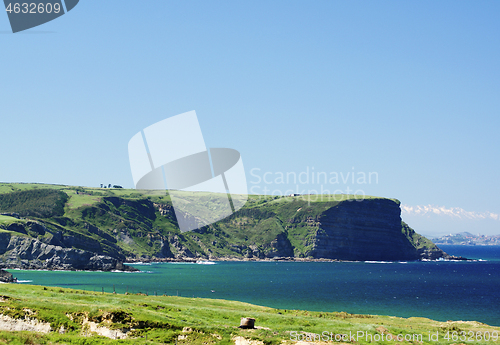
[0,231,137,271]
[305,199,422,260]
[210,197,446,261]
[0,269,14,282]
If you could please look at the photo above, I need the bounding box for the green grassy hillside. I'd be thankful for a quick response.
[0,183,441,263]
[0,283,498,344]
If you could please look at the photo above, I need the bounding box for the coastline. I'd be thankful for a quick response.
[123,255,471,264]
[4,250,499,328]
[1,255,473,274]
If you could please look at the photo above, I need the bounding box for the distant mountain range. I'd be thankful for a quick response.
[432,232,500,245]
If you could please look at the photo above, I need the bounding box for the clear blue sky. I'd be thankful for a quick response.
[1,1,499,236]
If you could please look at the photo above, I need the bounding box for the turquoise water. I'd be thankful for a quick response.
[6,245,500,326]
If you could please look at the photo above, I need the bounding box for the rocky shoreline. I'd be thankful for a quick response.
[124,254,469,264]
[0,254,470,281]
[0,233,138,273]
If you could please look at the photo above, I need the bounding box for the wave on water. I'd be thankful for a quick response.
[16,280,33,283]
[125,262,152,265]
[111,270,149,273]
[364,261,410,264]
[365,261,394,264]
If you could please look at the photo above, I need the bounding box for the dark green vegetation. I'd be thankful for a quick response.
[0,189,68,218]
[0,183,445,269]
[0,283,499,344]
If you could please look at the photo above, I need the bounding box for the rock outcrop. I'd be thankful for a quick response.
[305,199,424,261]
[0,269,14,282]
[0,232,137,272]
[0,314,52,333]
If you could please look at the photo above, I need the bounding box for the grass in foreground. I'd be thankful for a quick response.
[0,283,498,345]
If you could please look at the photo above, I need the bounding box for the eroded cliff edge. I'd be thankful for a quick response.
[297,198,443,260]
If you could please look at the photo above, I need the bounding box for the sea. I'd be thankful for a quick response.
[6,245,500,327]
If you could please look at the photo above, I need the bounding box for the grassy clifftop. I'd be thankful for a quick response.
[0,283,498,344]
[0,183,441,263]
